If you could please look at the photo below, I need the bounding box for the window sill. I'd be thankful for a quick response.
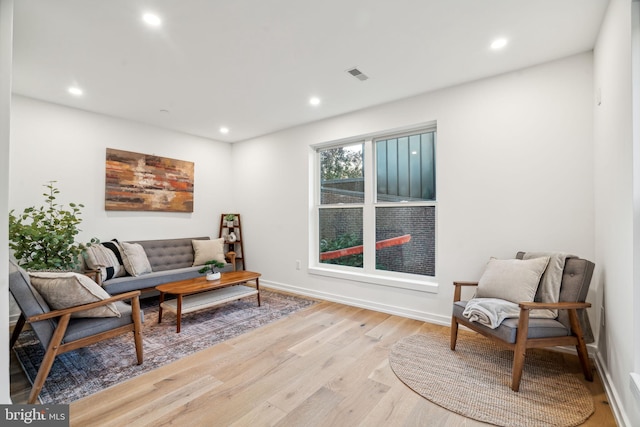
[308,266,438,293]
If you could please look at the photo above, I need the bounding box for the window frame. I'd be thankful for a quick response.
[309,122,438,293]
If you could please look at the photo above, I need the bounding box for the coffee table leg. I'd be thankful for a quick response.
[256,278,261,307]
[158,292,165,324]
[176,294,183,333]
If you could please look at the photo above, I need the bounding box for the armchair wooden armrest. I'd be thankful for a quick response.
[28,290,142,323]
[452,281,478,302]
[453,281,479,287]
[83,268,103,286]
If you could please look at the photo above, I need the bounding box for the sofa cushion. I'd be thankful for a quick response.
[102,266,203,294]
[475,257,550,304]
[63,301,138,343]
[102,263,235,295]
[83,244,126,282]
[129,237,209,272]
[453,301,569,343]
[192,238,225,266]
[120,242,152,276]
[29,272,120,318]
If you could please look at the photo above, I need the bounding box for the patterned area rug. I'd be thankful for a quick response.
[13,289,316,404]
[389,331,594,427]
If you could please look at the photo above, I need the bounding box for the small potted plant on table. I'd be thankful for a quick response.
[199,260,226,281]
[224,214,236,228]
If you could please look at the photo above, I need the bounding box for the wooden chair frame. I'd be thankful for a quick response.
[450,281,593,392]
[10,290,144,404]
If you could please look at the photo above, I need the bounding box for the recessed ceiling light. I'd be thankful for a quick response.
[220,127,229,134]
[68,86,83,96]
[142,13,162,26]
[490,38,508,50]
[309,97,321,106]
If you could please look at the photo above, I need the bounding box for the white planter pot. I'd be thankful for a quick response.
[206,272,221,281]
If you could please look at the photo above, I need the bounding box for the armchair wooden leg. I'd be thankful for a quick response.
[10,313,26,349]
[131,296,144,365]
[569,309,593,382]
[511,309,531,392]
[450,317,459,350]
[28,314,71,404]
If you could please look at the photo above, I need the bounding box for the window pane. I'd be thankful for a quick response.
[319,207,363,268]
[376,141,387,195]
[398,137,409,197]
[421,132,436,200]
[376,131,435,202]
[320,143,364,204]
[375,206,435,276]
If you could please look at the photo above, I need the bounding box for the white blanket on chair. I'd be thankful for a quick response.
[462,298,521,329]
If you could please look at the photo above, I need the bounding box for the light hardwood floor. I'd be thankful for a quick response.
[11,297,616,426]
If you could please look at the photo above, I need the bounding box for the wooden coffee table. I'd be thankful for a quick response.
[156,271,261,333]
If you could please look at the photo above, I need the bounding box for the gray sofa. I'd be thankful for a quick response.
[94,237,235,295]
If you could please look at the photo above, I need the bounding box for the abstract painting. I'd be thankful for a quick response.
[105,148,194,212]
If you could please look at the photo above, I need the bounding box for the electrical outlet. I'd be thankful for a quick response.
[296,260,301,270]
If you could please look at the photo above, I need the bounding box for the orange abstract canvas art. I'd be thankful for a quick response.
[105,148,194,212]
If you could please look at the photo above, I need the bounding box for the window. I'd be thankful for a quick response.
[313,124,436,290]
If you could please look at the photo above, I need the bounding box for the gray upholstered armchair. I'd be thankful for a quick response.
[9,258,144,403]
[450,252,595,391]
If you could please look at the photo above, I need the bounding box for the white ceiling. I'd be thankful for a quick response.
[12,0,609,143]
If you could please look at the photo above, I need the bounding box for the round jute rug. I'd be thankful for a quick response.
[389,331,594,427]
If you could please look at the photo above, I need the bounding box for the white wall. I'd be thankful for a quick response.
[594,0,640,425]
[10,96,234,244]
[0,0,13,404]
[233,53,597,326]
[633,0,640,402]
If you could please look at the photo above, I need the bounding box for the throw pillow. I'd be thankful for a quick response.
[29,272,120,318]
[120,242,153,277]
[192,238,226,266]
[523,251,572,319]
[83,244,125,282]
[102,240,127,276]
[475,256,550,304]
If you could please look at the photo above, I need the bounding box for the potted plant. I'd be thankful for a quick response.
[224,214,236,228]
[8,181,94,271]
[199,260,226,281]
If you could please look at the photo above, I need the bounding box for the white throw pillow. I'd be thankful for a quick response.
[192,238,226,266]
[475,257,550,304]
[29,272,120,318]
[120,242,153,277]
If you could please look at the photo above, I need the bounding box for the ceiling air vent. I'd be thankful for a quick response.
[347,67,369,81]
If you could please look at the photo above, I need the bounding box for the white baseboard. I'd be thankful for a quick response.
[261,279,451,326]
[594,350,631,427]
